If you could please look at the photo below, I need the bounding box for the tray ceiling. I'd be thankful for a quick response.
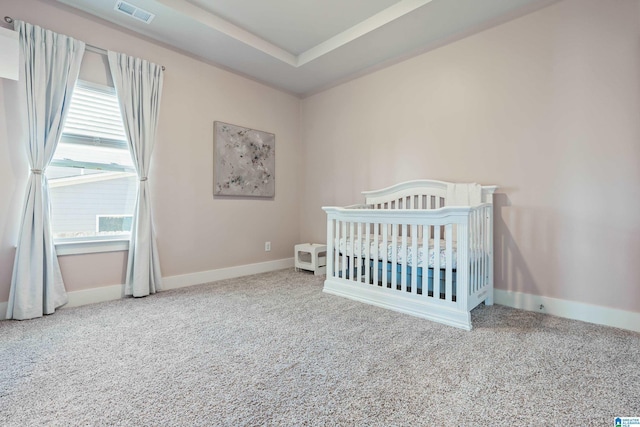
[56,0,558,96]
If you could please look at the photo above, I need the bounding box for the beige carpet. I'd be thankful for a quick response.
[0,268,638,426]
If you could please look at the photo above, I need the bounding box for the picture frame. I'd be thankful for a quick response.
[213,121,275,198]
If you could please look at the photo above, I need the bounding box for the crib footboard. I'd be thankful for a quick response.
[322,205,493,330]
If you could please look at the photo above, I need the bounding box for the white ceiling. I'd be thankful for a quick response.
[56,0,558,97]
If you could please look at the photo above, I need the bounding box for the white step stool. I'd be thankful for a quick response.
[294,243,327,276]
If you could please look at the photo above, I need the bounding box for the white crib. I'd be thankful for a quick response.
[323,180,497,330]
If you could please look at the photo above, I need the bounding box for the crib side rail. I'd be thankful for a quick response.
[323,205,475,222]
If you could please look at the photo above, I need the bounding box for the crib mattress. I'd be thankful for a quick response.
[337,236,484,269]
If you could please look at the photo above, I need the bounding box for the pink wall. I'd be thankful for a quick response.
[0,0,301,301]
[300,0,640,313]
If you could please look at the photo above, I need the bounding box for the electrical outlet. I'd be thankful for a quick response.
[265,241,271,252]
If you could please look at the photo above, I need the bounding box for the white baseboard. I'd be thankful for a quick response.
[0,287,124,320]
[0,258,294,320]
[494,289,640,333]
[66,284,124,308]
[162,258,294,290]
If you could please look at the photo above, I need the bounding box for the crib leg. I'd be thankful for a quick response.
[484,292,494,306]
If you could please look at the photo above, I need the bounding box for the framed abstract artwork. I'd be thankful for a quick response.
[213,121,275,198]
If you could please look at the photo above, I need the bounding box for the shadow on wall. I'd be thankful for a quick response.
[493,193,540,301]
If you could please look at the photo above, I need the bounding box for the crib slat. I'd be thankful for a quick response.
[342,221,348,281]
[483,209,487,290]
[349,222,356,283]
[391,222,398,290]
[342,220,347,280]
[433,225,441,299]
[411,224,418,294]
[481,206,487,289]
[469,211,479,292]
[456,219,469,311]
[486,206,490,287]
[354,222,364,282]
[334,219,340,279]
[365,223,371,285]
[421,227,428,297]
[487,205,494,305]
[357,222,362,282]
[480,210,485,292]
[445,224,453,301]
[468,211,473,293]
[373,223,379,286]
[477,210,482,292]
[476,209,480,291]
[382,223,389,289]
[401,224,408,292]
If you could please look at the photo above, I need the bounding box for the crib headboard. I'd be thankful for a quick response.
[362,180,497,209]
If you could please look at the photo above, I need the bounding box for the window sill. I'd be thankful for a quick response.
[55,238,129,256]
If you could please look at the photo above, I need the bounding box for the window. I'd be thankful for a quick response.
[47,81,137,242]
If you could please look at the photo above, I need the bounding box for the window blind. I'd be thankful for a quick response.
[62,81,128,147]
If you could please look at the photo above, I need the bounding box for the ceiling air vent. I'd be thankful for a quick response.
[114,1,155,24]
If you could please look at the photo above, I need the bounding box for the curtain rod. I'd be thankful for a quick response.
[4,16,166,71]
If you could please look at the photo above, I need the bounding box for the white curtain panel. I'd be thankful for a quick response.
[6,21,85,319]
[108,51,163,297]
